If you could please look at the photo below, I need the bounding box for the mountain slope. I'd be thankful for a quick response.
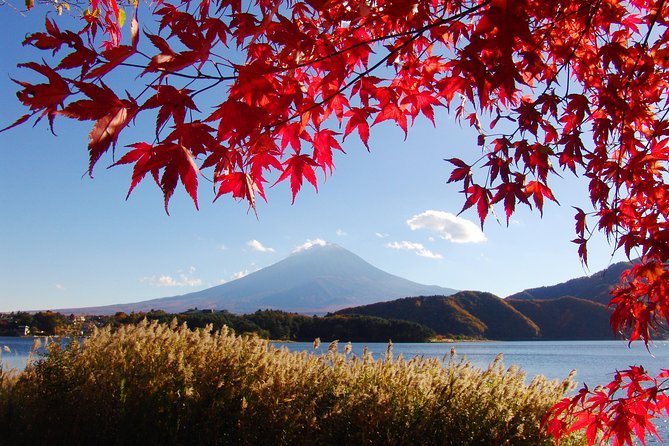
[336,291,541,340]
[507,297,615,339]
[450,291,541,339]
[63,244,457,315]
[335,292,618,340]
[507,261,633,304]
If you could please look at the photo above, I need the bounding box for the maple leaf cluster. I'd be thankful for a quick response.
[4,0,669,443]
[544,366,669,446]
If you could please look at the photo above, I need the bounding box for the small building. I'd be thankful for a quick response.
[184,308,215,314]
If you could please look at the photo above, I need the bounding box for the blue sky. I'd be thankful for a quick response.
[0,6,626,312]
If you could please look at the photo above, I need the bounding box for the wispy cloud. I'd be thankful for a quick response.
[156,276,179,287]
[247,239,275,253]
[141,267,203,287]
[386,241,443,259]
[232,270,249,280]
[336,228,348,236]
[55,283,65,291]
[292,238,328,253]
[375,232,389,238]
[407,210,486,244]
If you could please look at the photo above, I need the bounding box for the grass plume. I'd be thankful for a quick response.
[0,320,584,445]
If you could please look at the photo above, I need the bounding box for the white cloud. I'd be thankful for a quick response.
[247,239,275,253]
[157,275,178,286]
[336,229,348,236]
[141,269,203,287]
[386,241,443,259]
[375,232,389,238]
[55,283,65,291]
[292,238,328,253]
[407,210,487,244]
[232,270,249,280]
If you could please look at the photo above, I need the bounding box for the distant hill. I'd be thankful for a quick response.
[507,297,616,339]
[336,291,541,340]
[507,261,634,304]
[60,243,457,315]
[336,291,621,340]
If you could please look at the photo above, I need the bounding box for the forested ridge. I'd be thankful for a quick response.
[337,291,619,340]
[0,309,436,342]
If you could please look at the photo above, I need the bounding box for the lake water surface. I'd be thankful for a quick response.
[0,336,44,371]
[3,337,669,443]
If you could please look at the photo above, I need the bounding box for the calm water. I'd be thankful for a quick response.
[0,336,47,371]
[3,337,669,443]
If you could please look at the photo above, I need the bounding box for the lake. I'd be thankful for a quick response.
[0,336,47,371]
[3,336,669,443]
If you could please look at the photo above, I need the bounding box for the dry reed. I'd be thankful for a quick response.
[0,320,585,445]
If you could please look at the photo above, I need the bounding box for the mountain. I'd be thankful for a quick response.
[506,260,634,304]
[336,291,542,340]
[335,291,619,340]
[500,260,635,340]
[63,243,457,315]
[507,297,615,339]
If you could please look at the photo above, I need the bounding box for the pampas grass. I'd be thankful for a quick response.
[0,320,584,445]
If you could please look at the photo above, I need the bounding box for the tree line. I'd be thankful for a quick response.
[0,309,435,342]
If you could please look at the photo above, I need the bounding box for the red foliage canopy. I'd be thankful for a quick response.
[4,0,669,443]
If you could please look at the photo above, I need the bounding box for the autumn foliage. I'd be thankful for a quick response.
[4,0,669,443]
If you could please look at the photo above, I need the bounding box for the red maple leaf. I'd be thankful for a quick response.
[372,101,408,137]
[84,15,139,79]
[4,62,71,132]
[109,142,160,198]
[216,171,266,210]
[344,107,376,149]
[60,81,138,173]
[524,180,558,215]
[460,184,492,225]
[142,85,199,131]
[275,153,319,203]
[310,128,343,174]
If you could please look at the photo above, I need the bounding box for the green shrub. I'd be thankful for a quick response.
[0,320,584,445]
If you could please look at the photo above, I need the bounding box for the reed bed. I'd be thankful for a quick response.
[0,320,584,445]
